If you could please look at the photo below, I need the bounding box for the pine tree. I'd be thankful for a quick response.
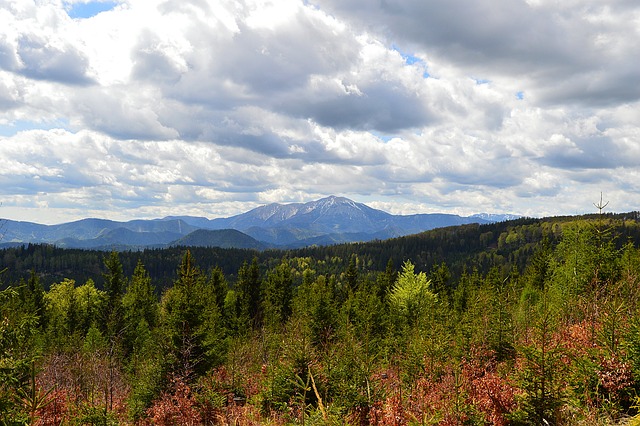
[345,254,359,293]
[430,261,452,302]
[388,260,436,330]
[160,250,224,376]
[234,257,262,332]
[376,258,396,300]
[123,260,158,355]
[0,285,41,425]
[18,270,45,327]
[102,251,125,340]
[208,266,228,313]
[262,259,293,330]
[515,300,566,424]
[309,275,338,348]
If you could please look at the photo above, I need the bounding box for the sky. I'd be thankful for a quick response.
[1,0,639,225]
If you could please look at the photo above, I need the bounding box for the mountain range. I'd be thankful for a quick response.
[0,196,518,250]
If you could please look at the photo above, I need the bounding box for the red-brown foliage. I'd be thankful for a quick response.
[597,355,632,395]
[461,354,518,426]
[364,368,405,425]
[359,350,517,426]
[36,351,130,424]
[34,388,70,426]
[145,374,202,426]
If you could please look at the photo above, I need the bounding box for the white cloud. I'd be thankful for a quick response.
[0,0,639,224]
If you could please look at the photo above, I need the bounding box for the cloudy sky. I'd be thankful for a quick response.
[1,0,639,224]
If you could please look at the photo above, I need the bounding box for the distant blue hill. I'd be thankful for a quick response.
[170,229,267,250]
[1,196,519,250]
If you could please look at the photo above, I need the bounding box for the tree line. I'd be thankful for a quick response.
[3,211,640,292]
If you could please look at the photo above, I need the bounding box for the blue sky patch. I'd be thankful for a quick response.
[402,53,421,65]
[0,119,71,137]
[371,132,395,143]
[391,45,430,78]
[67,1,118,19]
[392,45,421,66]
[516,91,524,100]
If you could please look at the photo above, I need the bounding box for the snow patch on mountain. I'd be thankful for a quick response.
[471,213,522,222]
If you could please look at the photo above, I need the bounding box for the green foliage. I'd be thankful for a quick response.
[3,212,640,423]
[624,314,640,392]
[457,269,515,361]
[233,257,262,334]
[306,276,338,348]
[70,403,120,426]
[124,260,158,327]
[160,250,226,376]
[0,287,41,424]
[83,324,107,354]
[388,260,436,329]
[512,299,567,424]
[126,337,164,421]
[208,266,228,313]
[260,357,298,413]
[429,261,452,302]
[17,271,45,327]
[550,222,620,298]
[102,251,126,339]
[44,278,105,348]
[344,254,359,293]
[261,259,293,332]
[123,260,158,356]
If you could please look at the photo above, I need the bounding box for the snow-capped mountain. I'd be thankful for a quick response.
[198,196,495,245]
[1,196,516,250]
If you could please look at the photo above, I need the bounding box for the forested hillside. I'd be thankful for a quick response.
[2,212,640,424]
[3,212,640,290]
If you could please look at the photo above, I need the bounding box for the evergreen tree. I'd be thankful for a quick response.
[18,270,45,328]
[44,279,81,347]
[344,254,359,293]
[309,275,338,348]
[0,286,40,424]
[375,258,396,300]
[514,298,566,424]
[102,251,126,339]
[262,259,293,330]
[123,260,158,355]
[388,260,436,330]
[123,265,163,423]
[429,261,452,302]
[526,237,552,291]
[76,279,105,337]
[461,267,515,360]
[208,266,228,313]
[234,257,262,332]
[160,250,224,377]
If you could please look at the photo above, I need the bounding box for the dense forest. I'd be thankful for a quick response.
[3,211,640,424]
